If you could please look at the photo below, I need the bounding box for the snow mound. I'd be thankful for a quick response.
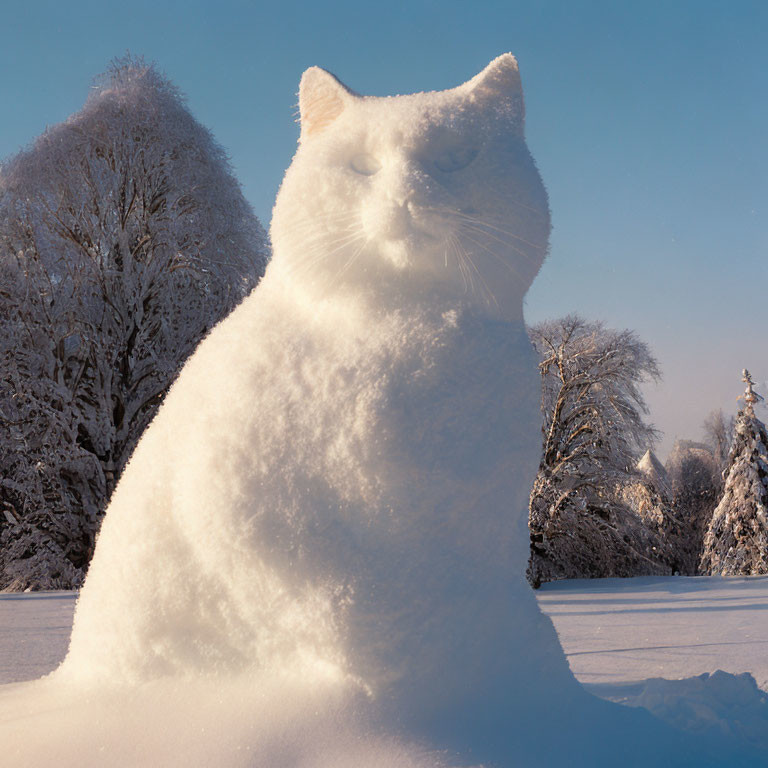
[0,676,450,768]
[631,671,768,751]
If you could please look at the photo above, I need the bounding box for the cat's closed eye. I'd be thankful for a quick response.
[433,146,478,174]
[350,154,382,176]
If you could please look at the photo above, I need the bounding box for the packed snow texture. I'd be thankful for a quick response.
[1,56,766,766]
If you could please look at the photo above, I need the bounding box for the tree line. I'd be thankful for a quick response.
[527,315,765,586]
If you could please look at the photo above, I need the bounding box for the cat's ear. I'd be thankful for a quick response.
[299,67,357,140]
[463,54,525,133]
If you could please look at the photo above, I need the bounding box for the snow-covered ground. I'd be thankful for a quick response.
[537,575,768,693]
[3,576,768,765]
[0,591,75,684]
[4,576,767,691]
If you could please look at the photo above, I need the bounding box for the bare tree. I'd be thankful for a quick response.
[661,406,738,576]
[662,439,719,574]
[527,315,664,586]
[702,409,736,479]
[666,439,720,502]
[0,57,269,590]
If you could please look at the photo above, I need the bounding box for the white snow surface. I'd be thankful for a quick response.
[0,592,75,684]
[4,578,768,764]
[1,57,767,767]
[538,576,768,690]
[7,577,768,692]
[539,576,768,750]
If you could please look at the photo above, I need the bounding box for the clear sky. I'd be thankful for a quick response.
[2,0,767,455]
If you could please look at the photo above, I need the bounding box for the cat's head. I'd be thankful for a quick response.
[270,54,550,321]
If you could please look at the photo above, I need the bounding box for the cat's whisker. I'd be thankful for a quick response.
[459,231,529,284]
[285,210,363,233]
[452,233,484,305]
[471,259,500,312]
[289,244,365,282]
[285,237,362,276]
[288,222,365,250]
[457,237,500,312]
[461,243,479,298]
[423,204,544,257]
[448,234,470,296]
[451,213,547,251]
[417,204,545,262]
[423,198,547,221]
[284,232,366,279]
[282,219,364,251]
[448,236,464,293]
[457,223,540,264]
[329,238,369,289]
[299,229,365,252]
[286,224,363,252]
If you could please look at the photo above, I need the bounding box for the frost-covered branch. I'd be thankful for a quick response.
[527,315,664,587]
[0,56,269,590]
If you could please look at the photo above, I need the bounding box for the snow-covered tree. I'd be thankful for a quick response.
[622,449,700,574]
[527,315,664,586]
[667,440,720,499]
[0,249,102,588]
[637,448,670,498]
[0,57,269,590]
[700,371,768,576]
[662,439,720,573]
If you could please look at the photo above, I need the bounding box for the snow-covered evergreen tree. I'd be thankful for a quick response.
[700,371,768,576]
[637,448,670,498]
[0,57,268,590]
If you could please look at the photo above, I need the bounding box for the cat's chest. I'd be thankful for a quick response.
[238,305,536,488]
[165,295,538,540]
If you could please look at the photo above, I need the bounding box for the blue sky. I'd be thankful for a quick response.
[3,0,767,454]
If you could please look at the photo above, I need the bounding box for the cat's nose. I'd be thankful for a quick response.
[391,193,414,210]
[382,200,412,238]
[386,158,425,205]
